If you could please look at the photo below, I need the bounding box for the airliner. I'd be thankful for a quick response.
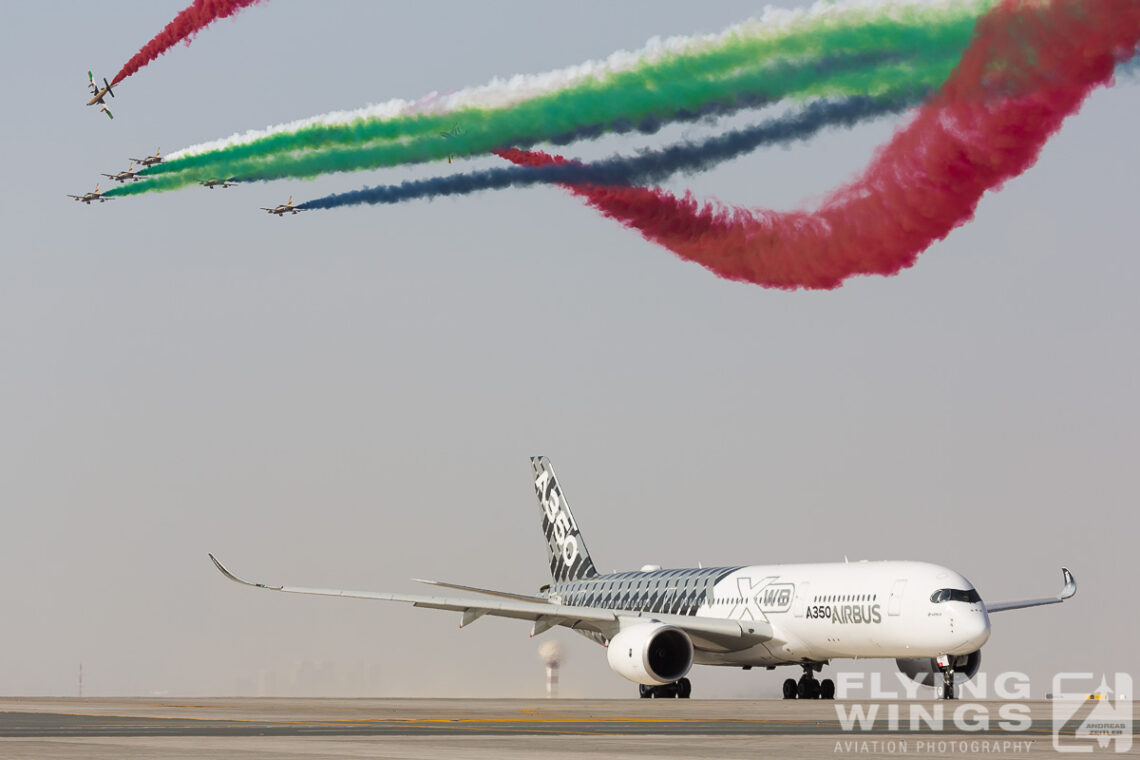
[210,456,1076,700]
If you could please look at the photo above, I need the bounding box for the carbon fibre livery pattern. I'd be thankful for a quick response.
[532,456,598,583]
[549,566,742,618]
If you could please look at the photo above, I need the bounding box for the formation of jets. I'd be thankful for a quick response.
[66,183,114,204]
[86,72,115,120]
[77,76,465,213]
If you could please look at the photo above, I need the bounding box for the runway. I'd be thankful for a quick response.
[0,698,1131,759]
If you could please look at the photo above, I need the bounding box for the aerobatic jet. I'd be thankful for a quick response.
[201,178,239,189]
[211,456,1077,701]
[130,148,163,168]
[439,123,464,164]
[86,71,115,120]
[101,162,140,183]
[67,183,114,204]
[261,196,304,216]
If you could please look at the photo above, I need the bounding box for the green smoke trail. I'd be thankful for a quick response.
[109,56,962,197]
[159,3,988,169]
[108,3,989,197]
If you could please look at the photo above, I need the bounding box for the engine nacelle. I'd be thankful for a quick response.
[896,650,982,687]
[606,624,693,686]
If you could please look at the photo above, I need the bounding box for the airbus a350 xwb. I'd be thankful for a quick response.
[211,457,1075,700]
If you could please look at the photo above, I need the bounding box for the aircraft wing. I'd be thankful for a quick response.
[985,567,1076,613]
[209,554,771,651]
[412,578,549,603]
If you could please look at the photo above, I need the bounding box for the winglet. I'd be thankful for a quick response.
[1060,567,1077,600]
[208,553,283,590]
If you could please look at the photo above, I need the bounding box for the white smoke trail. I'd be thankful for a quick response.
[168,0,976,160]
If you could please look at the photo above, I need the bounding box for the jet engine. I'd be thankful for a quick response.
[606,624,693,685]
[896,650,982,686]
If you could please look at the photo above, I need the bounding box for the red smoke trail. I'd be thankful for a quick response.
[502,0,1140,290]
[111,0,268,86]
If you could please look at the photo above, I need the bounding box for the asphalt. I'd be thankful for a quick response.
[0,698,1131,759]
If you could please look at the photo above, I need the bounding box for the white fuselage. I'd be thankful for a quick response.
[550,560,990,666]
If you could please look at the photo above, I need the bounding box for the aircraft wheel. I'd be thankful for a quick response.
[782,678,798,699]
[798,677,821,699]
[639,684,652,699]
[677,678,692,699]
[820,679,836,700]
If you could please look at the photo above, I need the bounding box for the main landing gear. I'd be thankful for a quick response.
[782,664,835,700]
[639,678,692,699]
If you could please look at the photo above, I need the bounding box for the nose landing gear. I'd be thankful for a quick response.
[936,654,956,700]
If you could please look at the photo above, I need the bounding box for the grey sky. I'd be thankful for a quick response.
[0,1,1136,698]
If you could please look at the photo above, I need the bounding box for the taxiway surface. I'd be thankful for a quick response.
[0,697,1131,759]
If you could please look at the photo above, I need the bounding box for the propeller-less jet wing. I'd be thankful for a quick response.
[208,553,772,649]
[981,568,1077,612]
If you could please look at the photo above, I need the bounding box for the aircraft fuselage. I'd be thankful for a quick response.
[546,560,989,665]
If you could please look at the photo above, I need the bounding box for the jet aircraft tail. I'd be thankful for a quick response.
[530,456,598,583]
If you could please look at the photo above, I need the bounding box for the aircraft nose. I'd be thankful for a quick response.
[953,607,991,652]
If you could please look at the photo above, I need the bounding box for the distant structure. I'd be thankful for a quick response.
[78,663,83,698]
[538,641,563,698]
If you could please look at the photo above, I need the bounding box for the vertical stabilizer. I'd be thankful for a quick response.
[530,456,598,583]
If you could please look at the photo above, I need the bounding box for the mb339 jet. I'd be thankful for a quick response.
[261,196,304,216]
[201,178,239,189]
[211,456,1077,700]
[101,162,140,183]
[439,123,464,163]
[86,71,115,119]
[67,183,114,204]
[130,148,163,168]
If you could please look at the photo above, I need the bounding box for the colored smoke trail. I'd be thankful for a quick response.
[106,49,965,198]
[112,0,268,86]
[297,89,927,211]
[160,0,987,163]
[103,0,985,200]
[499,0,1140,291]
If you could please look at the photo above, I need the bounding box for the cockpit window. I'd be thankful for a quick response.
[930,588,981,604]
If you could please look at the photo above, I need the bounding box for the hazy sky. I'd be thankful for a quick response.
[1,1,1136,699]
